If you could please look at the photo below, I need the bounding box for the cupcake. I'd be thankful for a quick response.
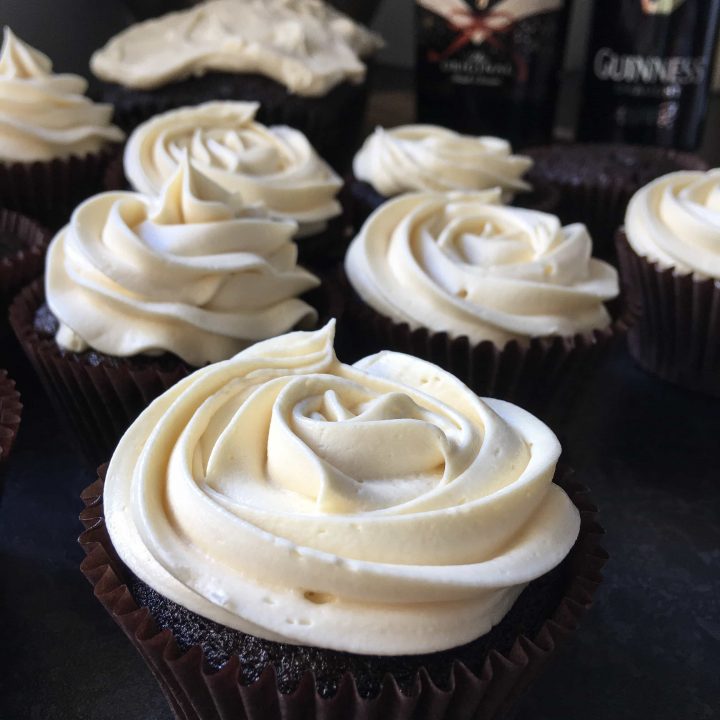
[343,192,627,422]
[347,124,557,230]
[80,322,605,719]
[90,0,383,170]
[523,143,709,261]
[0,27,124,229]
[616,168,720,397]
[110,101,345,266]
[0,369,21,468]
[11,155,321,463]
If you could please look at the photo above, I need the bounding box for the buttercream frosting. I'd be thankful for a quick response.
[105,321,580,655]
[0,27,124,162]
[90,0,383,96]
[345,192,619,346]
[46,155,319,365]
[353,125,532,199]
[124,101,342,238]
[625,169,720,279]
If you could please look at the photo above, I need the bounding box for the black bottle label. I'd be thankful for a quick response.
[416,0,570,146]
[578,0,720,150]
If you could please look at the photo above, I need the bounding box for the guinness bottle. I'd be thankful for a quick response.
[415,0,572,146]
[578,0,720,150]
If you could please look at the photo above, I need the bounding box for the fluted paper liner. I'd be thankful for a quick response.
[616,231,720,398]
[338,270,635,429]
[79,465,606,720]
[0,370,22,465]
[0,145,121,231]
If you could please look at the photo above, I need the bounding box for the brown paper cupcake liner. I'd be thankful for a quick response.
[337,270,635,428]
[79,465,606,720]
[0,145,122,231]
[0,369,22,466]
[616,231,720,397]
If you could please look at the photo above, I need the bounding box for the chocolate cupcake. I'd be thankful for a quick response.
[80,322,605,720]
[0,369,21,468]
[109,101,346,268]
[347,124,556,231]
[342,192,630,426]
[0,27,124,230]
[90,0,382,171]
[10,157,323,463]
[523,143,709,261]
[616,168,720,397]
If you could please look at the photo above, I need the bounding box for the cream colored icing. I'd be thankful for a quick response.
[104,321,580,655]
[90,0,383,95]
[0,27,124,162]
[124,102,342,238]
[353,125,532,199]
[625,169,720,279]
[46,155,319,366]
[345,192,619,346]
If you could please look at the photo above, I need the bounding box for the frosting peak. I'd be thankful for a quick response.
[0,27,124,162]
[105,322,580,655]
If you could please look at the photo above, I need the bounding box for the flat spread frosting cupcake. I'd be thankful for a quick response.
[120,101,342,241]
[90,0,382,169]
[0,27,124,227]
[80,322,605,717]
[617,169,720,395]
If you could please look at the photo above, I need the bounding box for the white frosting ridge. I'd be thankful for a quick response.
[353,125,532,199]
[90,0,383,96]
[625,169,720,279]
[105,322,580,655]
[0,27,124,162]
[124,102,342,238]
[46,155,319,365]
[345,192,619,346]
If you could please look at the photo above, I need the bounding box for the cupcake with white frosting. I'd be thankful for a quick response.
[617,169,720,396]
[90,0,382,169]
[79,321,605,718]
[10,155,324,461]
[343,191,626,415]
[0,27,124,228]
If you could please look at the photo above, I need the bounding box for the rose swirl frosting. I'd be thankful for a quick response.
[345,192,620,346]
[105,322,580,656]
[124,102,342,238]
[45,155,319,366]
[0,27,124,162]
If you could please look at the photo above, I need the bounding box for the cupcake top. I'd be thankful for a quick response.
[353,125,532,200]
[0,27,124,162]
[45,155,319,366]
[625,169,720,279]
[345,192,619,346]
[105,322,580,655]
[124,101,342,238]
[90,0,383,96]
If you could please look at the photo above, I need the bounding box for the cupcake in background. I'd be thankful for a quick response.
[112,101,344,265]
[0,370,21,470]
[11,154,321,462]
[617,168,720,397]
[80,321,605,719]
[90,0,383,170]
[343,191,627,421]
[523,143,709,261]
[0,27,124,229]
[348,124,556,229]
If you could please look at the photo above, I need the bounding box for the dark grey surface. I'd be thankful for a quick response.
[1,338,719,720]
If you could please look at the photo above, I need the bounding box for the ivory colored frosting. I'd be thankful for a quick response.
[0,27,124,162]
[104,322,580,655]
[345,192,619,346]
[625,169,720,279]
[353,125,532,199]
[45,156,319,366]
[124,102,342,237]
[90,0,383,96]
